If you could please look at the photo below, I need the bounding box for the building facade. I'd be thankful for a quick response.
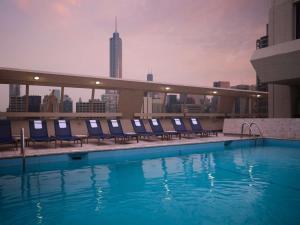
[7,96,41,112]
[251,0,300,118]
[76,99,106,113]
[9,84,20,98]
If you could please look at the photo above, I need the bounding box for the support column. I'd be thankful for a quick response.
[90,88,95,112]
[25,84,29,112]
[162,92,167,113]
[248,97,252,116]
[60,86,64,112]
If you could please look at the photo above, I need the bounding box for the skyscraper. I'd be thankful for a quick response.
[9,84,20,97]
[147,73,153,81]
[103,17,122,112]
[110,17,122,78]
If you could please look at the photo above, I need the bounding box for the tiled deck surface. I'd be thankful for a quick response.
[0,133,246,159]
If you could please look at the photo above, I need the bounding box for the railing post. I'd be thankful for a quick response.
[20,128,25,157]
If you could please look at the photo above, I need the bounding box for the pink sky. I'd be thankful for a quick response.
[0,0,271,110]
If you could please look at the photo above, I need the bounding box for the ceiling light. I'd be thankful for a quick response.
[256,94,261,98]
[33,76,40,80]
[212,91,217,94]
[165,87,171,91]
[95,81,101,85]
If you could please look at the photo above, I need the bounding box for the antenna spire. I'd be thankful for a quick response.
[115,16,118,32]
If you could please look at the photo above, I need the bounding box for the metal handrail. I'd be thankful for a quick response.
[240,122,251,137]
[249,122,263,138]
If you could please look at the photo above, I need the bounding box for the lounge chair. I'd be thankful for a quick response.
[85,119,111,143]
[0,120,18,150]
[148,118,178,140]
[171,118,193,138]
[131,119,154,139]
[53,120,83,147]
[189,118,218,136]
[107,119,139,143]
[28,120,56,147]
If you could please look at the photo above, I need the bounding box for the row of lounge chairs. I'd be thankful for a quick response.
[0,118,217,150]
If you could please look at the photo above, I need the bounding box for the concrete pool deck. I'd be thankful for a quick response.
[0,133,249,159]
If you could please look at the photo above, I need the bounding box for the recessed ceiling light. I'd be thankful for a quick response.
[95,81,101,85]
[33,76,40,80]
[212,91,217,94]
[165,87,170,91]
[256,94,261,98]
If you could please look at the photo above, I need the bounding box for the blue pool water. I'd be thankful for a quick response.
[0,139,300,225]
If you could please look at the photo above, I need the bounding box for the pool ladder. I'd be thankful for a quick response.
[240,122,264,146]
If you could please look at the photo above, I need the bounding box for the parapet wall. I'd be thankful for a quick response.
[223,118,300,139]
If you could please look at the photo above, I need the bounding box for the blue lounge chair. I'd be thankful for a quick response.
[131,119,154,138]
[107,119,139,143]
[148,118,178,140]
[0,120,18,150]
[85,119,111,143]
[28,120,56,147]
[54,120,82,147]
[189,118,218,136]
[171,118,193,138]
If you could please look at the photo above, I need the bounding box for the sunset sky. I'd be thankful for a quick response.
[0,0,272,110]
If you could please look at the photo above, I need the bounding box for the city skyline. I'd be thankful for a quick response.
[0,0,272,111]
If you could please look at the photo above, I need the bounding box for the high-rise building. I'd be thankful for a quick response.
[147,73,153,81]
[9,84,20,97]
[101,94,118,113]
[110,17,122,79]
[41,90,60,112]
[63,95,73,112]
[103,18,122,112]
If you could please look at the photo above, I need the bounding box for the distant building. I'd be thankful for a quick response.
[76,99,106,113]
[7,95,41,112]
[213,81,230,88]
[147,73,153,81]
[9,84,20,97]
[63,95,73,112]
[166,94,180,113]
[110,17,122,79]
[101,94,118,113]
[28,96,41,112]
[7,96,24,112]
[41,90,60,112]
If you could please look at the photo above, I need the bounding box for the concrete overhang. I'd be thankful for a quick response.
[0,67,267,98]
[251,39,300,85]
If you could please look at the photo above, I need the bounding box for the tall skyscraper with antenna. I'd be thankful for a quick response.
[109,17,122,78]
[103,17,122,112]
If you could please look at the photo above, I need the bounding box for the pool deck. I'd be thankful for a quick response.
[0,133,247,159]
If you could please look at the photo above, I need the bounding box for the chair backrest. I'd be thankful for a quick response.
[131,119,147,134]
[54,120,72,138]
[148,118,164,133]
[107,119,124,135]
[85,120,104,137]
[171,118,187,132]
[29,120,49,138]
[0,120,13,142]
[189,118,204,132]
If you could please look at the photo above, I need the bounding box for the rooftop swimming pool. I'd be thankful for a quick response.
[0,139,300,225]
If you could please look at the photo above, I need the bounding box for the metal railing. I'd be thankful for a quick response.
[240,121,264,146]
